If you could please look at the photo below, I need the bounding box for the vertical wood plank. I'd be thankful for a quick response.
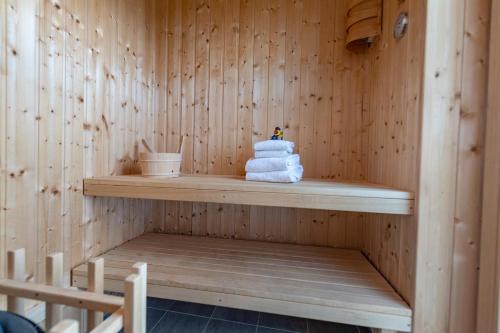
[5,0,38,286]
[124,273,142,333]
[64,0,86,270]
[193,0,209,175]
[84,0,99,264]
[252,0,269,145]
[297,0,320,244]
[219,0,240,238]
[87,257,104,330]
[132,262,147,333]
[46,252,64,329]
[151,0,168,232]
[7,248,26,315]
[262,0,285,243]
[449,0,490,331]
[207,0,224,176]
[235,0,254,174]
[205,0,225,236]
[280,0,302,244]
[164,0,182,235]
[248,0,269,241]
[233,0,254,239]
[414,0,466,331]
[222,0,240,175]
[192,0,210,236]
[0,0,6,309]
[179,0,196,235]
[310,0,334,246]
[477,0,500,331]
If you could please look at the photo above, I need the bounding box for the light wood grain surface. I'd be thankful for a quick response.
[84,175,414,214]
[73,233,412,332]
[0,0,156,291]
[0,0,493,331]
[477,0,500,330]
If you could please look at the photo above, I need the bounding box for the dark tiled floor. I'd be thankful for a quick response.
[140,296,373,333]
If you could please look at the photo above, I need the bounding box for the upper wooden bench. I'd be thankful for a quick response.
[83,175,414,215]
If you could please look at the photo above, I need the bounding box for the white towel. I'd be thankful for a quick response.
[254,150,292,159]
[254,140,295,152]
[246,165,304,183]
[245,155,300,173]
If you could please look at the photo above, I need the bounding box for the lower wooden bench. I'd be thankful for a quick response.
[72,233,412,332]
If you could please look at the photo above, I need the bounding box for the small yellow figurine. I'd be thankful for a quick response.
[271,127,284,140]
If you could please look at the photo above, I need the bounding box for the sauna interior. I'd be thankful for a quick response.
[1,0,499,332]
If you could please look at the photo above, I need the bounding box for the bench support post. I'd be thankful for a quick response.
[7,248,25,315]
[46,252,64,328]
[132,262,147,333]
[87,258,104,330]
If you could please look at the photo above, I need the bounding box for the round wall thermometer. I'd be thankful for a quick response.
[394,12,409,39]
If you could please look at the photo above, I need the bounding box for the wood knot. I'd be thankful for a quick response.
[470,145,481,154]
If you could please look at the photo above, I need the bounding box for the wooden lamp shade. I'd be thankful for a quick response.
[345,0,382,51]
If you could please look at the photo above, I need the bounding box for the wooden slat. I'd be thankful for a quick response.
[477,0,500,330]
[0,0,5,311]
[124,273,142,333]
[5,0,38,293]
[7,248,25,315]
[49,320,79,333]
[72,233,412,332]
[132,262,147,333]
[0,279,123,313]
[414,0,466,332]
[449,0,491,331]
[46,253,64,328]
[87,258,105,330]
[90,308,124,333]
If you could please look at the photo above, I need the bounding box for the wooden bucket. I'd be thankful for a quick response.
[345,0,382,51]
[139,152,182,177]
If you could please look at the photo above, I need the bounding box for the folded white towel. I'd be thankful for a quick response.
[245,155,300,173]
[254,140,295,152]
[254,150,292,159]
[246,165,303,183]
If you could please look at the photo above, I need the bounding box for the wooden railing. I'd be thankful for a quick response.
[0,248,147,333]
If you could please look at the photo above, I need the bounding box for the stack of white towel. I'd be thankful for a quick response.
[245,140,303,183]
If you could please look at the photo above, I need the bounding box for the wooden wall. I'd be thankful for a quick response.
[148,0,367,248]
[0,1,494,331]
[0,0,157,292]
[360,5,490,332]
[361,0,425,306]
[368,0,490,331]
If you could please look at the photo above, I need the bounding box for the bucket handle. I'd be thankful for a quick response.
[178,135,185,173]
[178,135,184,154]
[141,139,155,153]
